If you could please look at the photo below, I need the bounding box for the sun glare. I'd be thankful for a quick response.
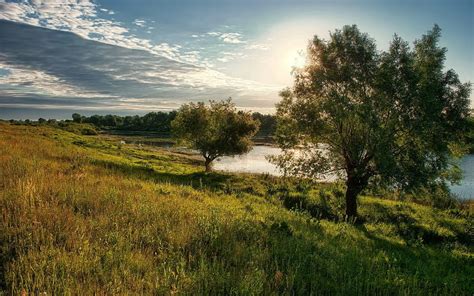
[286,49,306,70]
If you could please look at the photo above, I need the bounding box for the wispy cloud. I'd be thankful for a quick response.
[207,31,246,44]
[0,14,278,112]
[0,61,115,99]
[133,19,146,27]
[0,1,280,113]
[0,1,217,65]
[220,33,245,44]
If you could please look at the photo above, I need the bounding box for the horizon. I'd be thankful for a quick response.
[0,0,473,120]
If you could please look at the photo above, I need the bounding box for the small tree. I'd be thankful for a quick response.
[273,25,470,218]
[172,99,260,172]
[72,113,83,123]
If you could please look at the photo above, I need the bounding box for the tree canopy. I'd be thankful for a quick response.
[172,99,260,172]
[273,24,471,218]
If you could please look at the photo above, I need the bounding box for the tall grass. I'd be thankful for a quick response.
[0,123,473,295]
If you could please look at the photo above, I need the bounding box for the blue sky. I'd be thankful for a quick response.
[0,0,472,119]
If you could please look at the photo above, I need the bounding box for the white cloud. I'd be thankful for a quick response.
[206,31,246,44]
[219,32,245,44]
[0,62,115,99]
[0,0,281,111]
[133,19,146,27]
[0,1,179,61]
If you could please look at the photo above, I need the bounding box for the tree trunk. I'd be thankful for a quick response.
[204,158,212,172]
[345,184,359,218]
[344,174,367,219]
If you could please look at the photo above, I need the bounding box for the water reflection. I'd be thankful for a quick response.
[214,145,337,181]
[214,146,283,175]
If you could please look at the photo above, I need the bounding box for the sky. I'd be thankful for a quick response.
[0,0,472,119]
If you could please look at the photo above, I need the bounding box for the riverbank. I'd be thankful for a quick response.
[57,125,474,200]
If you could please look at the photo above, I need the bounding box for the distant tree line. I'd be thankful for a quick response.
[71,111,276,138]
[72,112,177,134]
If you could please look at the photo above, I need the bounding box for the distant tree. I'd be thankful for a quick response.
[123,115,134,128]
[72,113,82,123]
[104,114,118,127]
[131,115,143,129]
[172,99,260,172]
[272,25,471,218]
[38,118,46,124]
[252,112,277,138]
[88,115,102,126]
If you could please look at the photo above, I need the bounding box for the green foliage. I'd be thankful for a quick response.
[58,122,99,135]
[465,116,474,153]
[72,112,82,123]
[273,25,471,217]
[0,123,473,294]
[172,99,260,171]
[252,112,276,139]
[70,111,177,134]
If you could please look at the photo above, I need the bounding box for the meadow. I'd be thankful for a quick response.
[0,122,473,295]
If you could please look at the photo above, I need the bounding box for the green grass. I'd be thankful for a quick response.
[0,122,473,295]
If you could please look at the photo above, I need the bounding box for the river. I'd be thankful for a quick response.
[214,146,474,200]
[450,155,474,200]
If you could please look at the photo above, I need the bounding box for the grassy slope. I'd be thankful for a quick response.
[0,123,473,295]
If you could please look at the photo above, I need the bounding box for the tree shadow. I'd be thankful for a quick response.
[354,222,472,282]
[360,202,473,245]
[90,158,247,194]
[264,217,473,295]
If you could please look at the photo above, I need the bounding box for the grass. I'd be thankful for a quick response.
[0,122,473,295]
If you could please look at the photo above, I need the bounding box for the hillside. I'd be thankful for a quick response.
[0,122,473,295]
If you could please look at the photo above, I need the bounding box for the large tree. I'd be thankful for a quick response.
[273,25,471,218]
[172,99,260,172]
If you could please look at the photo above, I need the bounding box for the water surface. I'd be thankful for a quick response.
[214,146,282,175]
[450,155,474,200]
[215,146,474,200]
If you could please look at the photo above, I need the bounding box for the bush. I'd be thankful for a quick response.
[60,123,98,136]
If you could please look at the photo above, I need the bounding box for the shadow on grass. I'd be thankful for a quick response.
[353,223,473,290]
[361,202,473,245]
[91,157,473,247]
[264,218,473,294]
[90,158,258,195]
